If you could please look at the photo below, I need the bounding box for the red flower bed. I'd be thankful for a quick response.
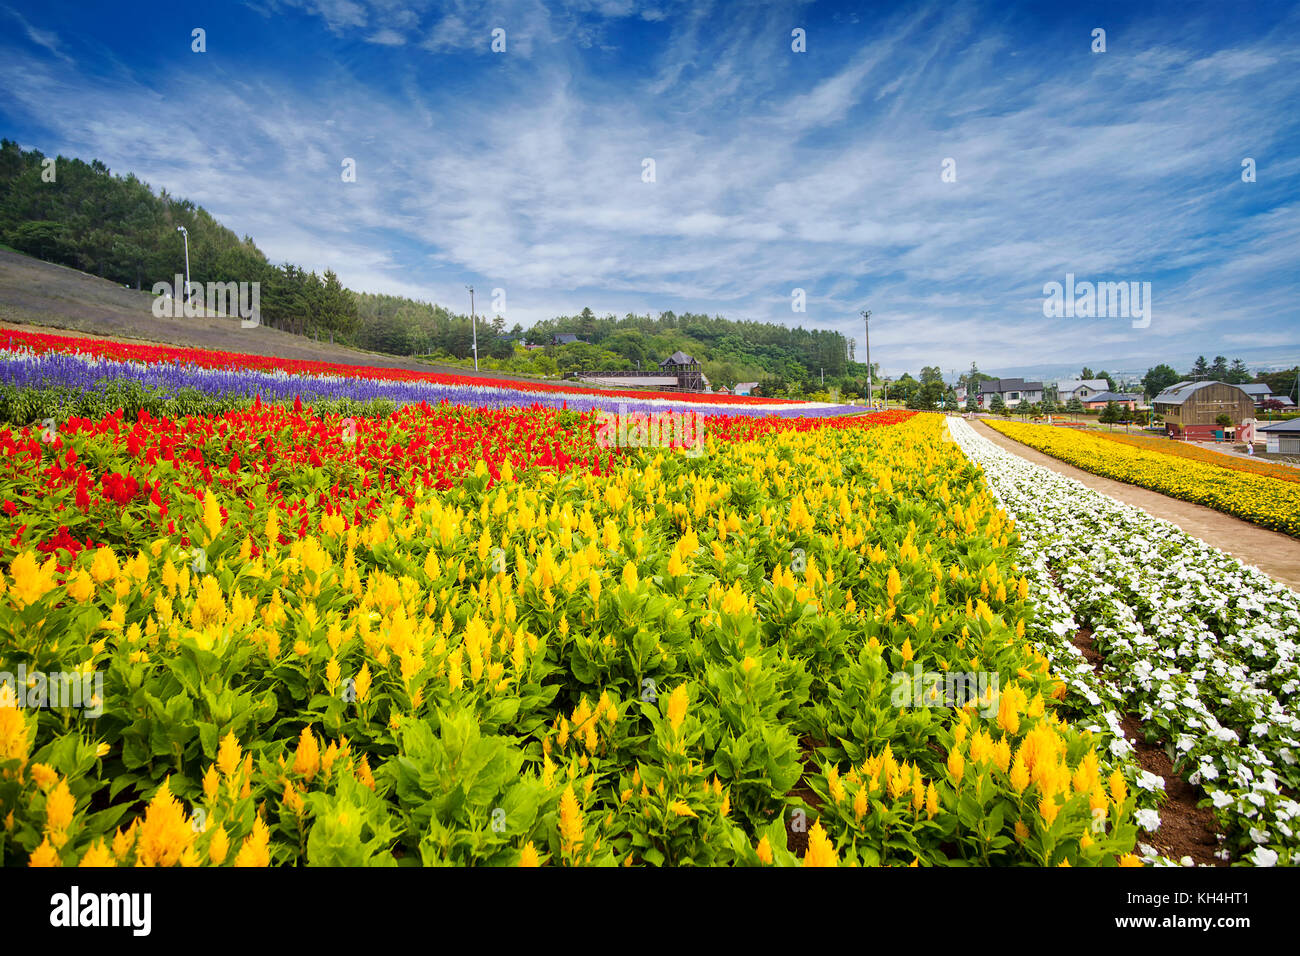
[0,404,913,566]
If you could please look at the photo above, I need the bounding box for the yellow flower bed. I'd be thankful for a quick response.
[0,410,1140,866]
[987,420,1300,536]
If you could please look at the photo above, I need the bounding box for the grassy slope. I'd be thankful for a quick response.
[0,248,554,384]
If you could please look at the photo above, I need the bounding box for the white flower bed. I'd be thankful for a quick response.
[947,416,1300,865]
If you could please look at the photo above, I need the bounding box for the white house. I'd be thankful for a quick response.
[1056,379,1110,404]
[1258,419,1300,454]
[977,378,1044,407]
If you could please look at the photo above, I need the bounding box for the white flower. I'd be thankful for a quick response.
[1251,847,1278,867]
[1135,809,1161,831]
[1136,771,1165,792]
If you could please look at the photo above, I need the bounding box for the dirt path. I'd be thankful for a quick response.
[970,419,1300,592]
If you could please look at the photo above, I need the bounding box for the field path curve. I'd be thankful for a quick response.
[968,418,1300,591]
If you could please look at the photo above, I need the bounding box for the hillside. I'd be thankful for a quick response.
[0,248,541,381]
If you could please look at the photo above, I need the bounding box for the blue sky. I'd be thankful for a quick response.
[2,0,1298,376]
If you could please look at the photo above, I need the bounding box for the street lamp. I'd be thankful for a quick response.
[466,285,478,371]
[860,309,872,408]
[176,226,191,305]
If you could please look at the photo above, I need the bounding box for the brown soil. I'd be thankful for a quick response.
[1072,625,1225,864]
[1118,715,1225,866]
[783,735,826,856]
[971,419,1300,591]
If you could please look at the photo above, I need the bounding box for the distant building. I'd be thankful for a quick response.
[734,382,759,396]
[1152,381,1256,438]
[659,351,705,391]
[978,378,1044,407]
[571,350,707,392]
[1239,383,1296,409]
[552,333,586,346]
[1056,379,1110,404]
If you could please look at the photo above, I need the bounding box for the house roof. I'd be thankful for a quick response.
[1152,380,1238,406]
[552,333,583,344]
[1239,384,1272,396]
[1086,391,1141,403]
[660,350,697,366]
[979,377,1044,394]
[1258,419,1300,432]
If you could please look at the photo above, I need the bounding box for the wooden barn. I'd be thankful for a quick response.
[1152,381,1257,439]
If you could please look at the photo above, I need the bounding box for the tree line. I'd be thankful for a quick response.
[0,140,359,343]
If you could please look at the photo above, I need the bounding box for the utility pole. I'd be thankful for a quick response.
[860,309,872,407]
[176,226,191,305]
[466,285,478,371]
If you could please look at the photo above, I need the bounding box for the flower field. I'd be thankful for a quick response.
[0,340,1151,866]
[985,419,1300,537]
[1072,429,1300,485]
[950,417,1300,866]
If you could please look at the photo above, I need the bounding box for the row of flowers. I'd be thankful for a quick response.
[985,419,1300,537]
[1,409,1142,865]
[948,416,1300,865]
[1,330,807,409]
[1081,429,1300,486]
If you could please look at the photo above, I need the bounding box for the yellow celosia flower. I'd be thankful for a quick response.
[29,837,61,867]
[78,840,115,867]
[1109,769,1128,807]
[558,785,584,855]
[208,825,229,865]
[293,727,321,783]
[233,817,271,867]
[947,748,965,784]
[30,762,58,790]
[136,777,197,867]
[66,568,94,603]
[1009,755,1030,794]
[666,684,689,735]
[45,778,76,835]
[8,551,59,607]
[202,488,224,542]
[519,841,541,866]
[756,835,773,864]
[803,821,838,867]
[217,731,242,780]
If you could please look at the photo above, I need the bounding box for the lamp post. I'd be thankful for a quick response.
[466,285,478,371]
[176,226,191,306]
[860,309,872,408]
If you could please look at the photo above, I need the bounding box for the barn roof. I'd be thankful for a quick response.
[1153,380,1228,405]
